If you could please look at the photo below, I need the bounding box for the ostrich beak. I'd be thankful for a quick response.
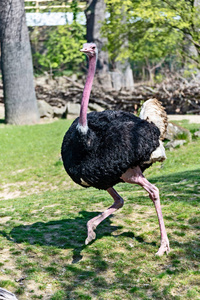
[80,47,87,53]
[80,46,90,54]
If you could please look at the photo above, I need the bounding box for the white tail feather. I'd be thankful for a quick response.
[144,140,167,164]
[139,98,168,140]
[139,98,168,164]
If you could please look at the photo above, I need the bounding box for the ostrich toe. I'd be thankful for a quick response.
[85,229,96,245]
[155,239,170,256]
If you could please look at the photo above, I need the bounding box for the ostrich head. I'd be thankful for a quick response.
[80,43,98,58]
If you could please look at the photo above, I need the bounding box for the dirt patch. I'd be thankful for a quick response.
[0,182,28,200]
[0,181,59,200]
[0,190,22,200]
[11,169,26,175]
[1,216,12,223]
[168,115,200,123]
[0,248,24,291]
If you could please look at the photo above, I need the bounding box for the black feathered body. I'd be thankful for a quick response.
[61,110,160,190]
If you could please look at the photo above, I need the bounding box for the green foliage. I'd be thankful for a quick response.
[104,1,180,61]
[33,22,86,75]
[103,0,200,79]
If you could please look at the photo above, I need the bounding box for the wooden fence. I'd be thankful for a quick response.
[24,0,85,12]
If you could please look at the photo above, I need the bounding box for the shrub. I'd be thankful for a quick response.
[33,22,86,76]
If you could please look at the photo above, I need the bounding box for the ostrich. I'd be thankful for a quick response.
[61,43,170,256]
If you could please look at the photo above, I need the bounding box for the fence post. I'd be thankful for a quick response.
[36,0,39,12]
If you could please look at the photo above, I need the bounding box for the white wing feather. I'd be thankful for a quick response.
[139,98,168,140]
[139,98,168,163]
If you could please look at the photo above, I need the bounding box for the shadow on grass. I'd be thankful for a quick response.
[149,168,200,187]
[2,219,199,299]
[0,210,159,264]
[118,231,156,247]
[1,211,123,263]
[0,168,199,264]
[0,119,5,124]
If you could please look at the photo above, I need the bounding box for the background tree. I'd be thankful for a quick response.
[85,0,112,89]
[0,0,39,125]
[103,0,200,81]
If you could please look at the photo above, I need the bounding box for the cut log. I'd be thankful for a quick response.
[0,288,18,300]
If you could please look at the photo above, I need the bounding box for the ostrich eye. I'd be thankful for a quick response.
[92,46,96,49]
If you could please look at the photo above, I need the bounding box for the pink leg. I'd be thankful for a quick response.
[121,166,170,256]
[85,187,124,245]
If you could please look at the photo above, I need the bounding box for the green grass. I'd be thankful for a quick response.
[0,119,200,299]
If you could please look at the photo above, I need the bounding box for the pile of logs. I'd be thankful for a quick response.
[35,75,200,114]
[155,76,200,114]
[1,75,200,114]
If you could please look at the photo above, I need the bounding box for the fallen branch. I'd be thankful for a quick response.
[63,76,84,89]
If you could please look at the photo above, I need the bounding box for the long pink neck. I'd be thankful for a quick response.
[78,55,96,129]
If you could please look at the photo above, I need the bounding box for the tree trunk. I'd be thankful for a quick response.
[0,0,39,125]
[110,6,134,91]
[115,60,134,90]
[85,0,112,90]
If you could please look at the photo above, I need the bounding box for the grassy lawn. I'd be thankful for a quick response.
[0,118,199,299]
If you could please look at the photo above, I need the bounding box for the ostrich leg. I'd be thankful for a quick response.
[85,187,124,245]
[121,166,170,256]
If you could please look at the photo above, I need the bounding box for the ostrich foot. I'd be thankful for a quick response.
[85,188,124,245]
[85,223,96,245]
[155,239,170,256]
